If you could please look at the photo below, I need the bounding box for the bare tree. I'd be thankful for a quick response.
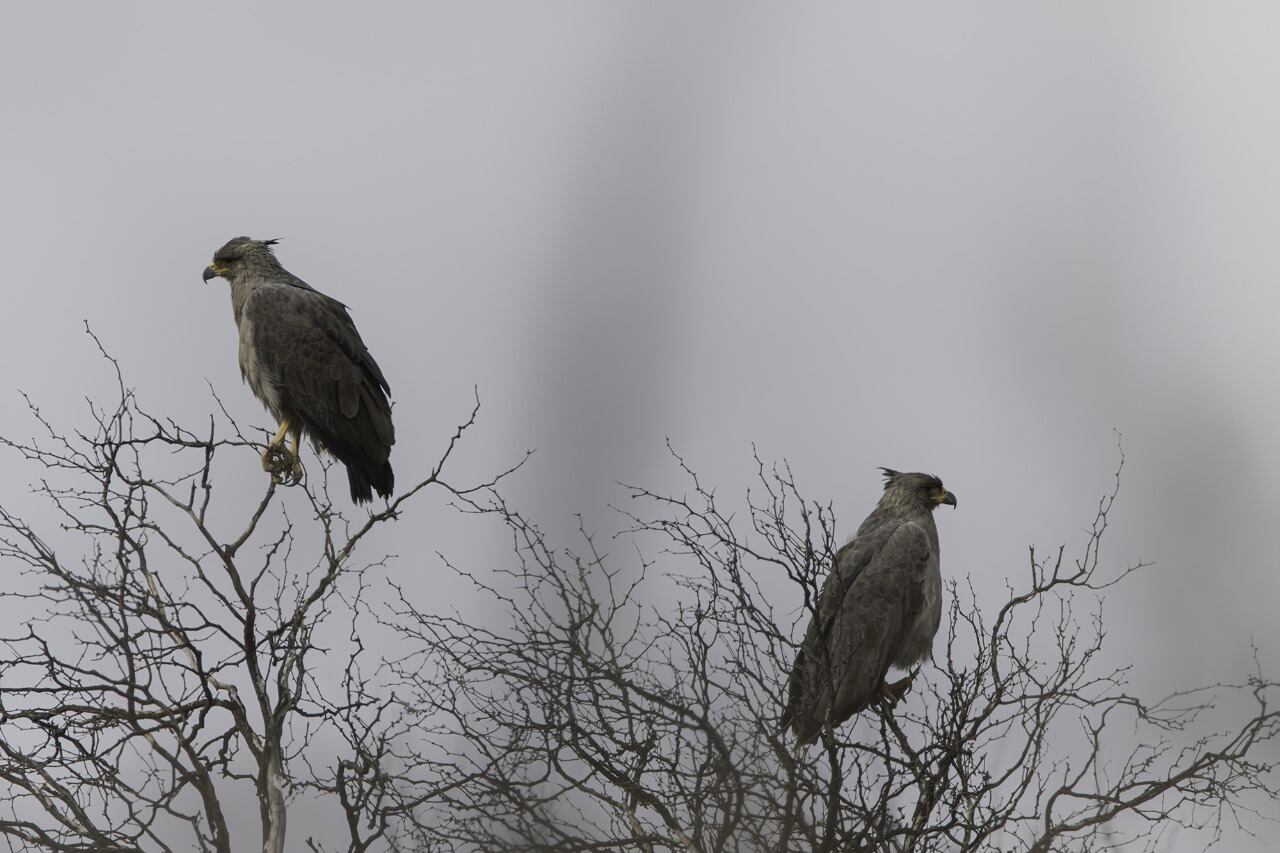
[0,332,519,853]
[0,338,1276,852]
[387,445,1279,852]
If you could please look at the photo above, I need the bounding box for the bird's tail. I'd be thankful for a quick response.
[347,459,394,504]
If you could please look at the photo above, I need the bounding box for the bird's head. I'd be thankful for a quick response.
[879,468,957,512]
[202,237,281,283]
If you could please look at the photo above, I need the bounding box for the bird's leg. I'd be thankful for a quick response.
[877,668,920,708]
[262,416,293,459]
[285,421,304,484]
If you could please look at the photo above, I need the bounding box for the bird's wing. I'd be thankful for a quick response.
[244,284,394,446]
[824,520,933,721]
[784,519,933,739]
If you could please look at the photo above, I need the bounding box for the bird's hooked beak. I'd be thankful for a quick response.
[941,490,957,509]
[202,263,225,283]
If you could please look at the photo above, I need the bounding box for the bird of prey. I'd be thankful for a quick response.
[781,469,956,745]
[202,237,394,504]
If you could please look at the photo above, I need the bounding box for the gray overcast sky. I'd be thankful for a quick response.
[2,3,1279,849]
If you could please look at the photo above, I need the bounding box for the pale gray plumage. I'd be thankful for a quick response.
[202,237,394,503]
[782,469,956,745]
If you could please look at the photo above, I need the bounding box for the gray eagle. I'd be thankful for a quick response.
[203,237,395,504]
[782,469,956,744]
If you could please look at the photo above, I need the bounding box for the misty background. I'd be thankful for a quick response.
[1,3,1277,849]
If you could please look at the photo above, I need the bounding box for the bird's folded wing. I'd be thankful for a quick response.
[823,521,933,720]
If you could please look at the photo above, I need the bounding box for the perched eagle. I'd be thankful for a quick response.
[203,237,394,504]
[781,469,956,745]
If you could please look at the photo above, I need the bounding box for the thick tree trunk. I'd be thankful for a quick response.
[262,745,287,853]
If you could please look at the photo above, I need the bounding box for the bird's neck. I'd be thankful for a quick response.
[228,279,256,324]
